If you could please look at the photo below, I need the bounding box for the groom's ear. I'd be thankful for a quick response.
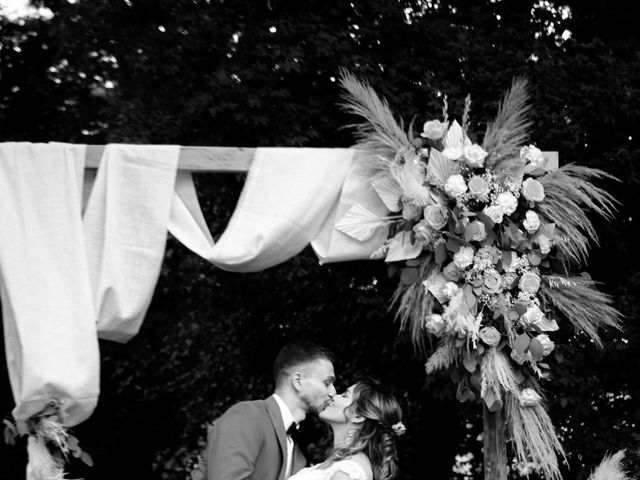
[291,371,303,391]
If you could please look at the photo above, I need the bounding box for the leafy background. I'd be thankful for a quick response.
[0,1,639,479]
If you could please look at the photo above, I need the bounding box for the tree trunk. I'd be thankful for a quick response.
[483,403,508,480]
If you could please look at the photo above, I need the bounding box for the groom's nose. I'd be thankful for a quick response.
[329,385,336,397]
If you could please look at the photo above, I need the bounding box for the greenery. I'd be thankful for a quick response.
[1,1,639,479]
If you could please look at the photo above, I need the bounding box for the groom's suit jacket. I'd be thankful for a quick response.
[206,395,307,480]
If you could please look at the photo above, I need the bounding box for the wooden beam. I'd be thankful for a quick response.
[483,404,508,480]
[85,145,558,173]
[85,145,256,172]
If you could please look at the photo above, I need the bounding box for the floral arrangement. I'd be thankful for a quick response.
[3,399,92,480]
[336,72,621,479]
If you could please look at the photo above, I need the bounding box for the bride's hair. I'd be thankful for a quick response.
[327,378,403,480]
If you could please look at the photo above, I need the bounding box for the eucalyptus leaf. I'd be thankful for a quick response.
[463,355,478,373]
[80,451,94,467]
[529,337,545,361]
[400,267,418,285]
[514,333,531,354]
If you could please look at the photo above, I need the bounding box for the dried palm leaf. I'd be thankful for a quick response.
[339,70,413,167]
[540,275,622,346]
[538,164,618,265]
[483,78,532,168]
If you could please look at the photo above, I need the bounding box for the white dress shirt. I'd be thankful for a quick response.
[272,393,297,478]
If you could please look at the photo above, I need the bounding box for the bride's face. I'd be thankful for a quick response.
[318,384,356,424]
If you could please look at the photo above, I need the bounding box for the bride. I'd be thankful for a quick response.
[290,378,405,480]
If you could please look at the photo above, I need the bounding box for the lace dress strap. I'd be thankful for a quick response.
[328,459,368,480]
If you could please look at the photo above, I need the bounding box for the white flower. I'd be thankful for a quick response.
[421,120,448,140]
[453,246,475,269]
[496,192,518,216]
[424,314,446,336]
[467,220,487,242]
[402,202,422,221]
[468,175,490,200]
[522,178,545,203]
[483,205,504,224]
[442,281,460,299]
[519,272,541,294]
[519,388,542,407]
[523,210,540,234]
[536,334,555,356]
[444,174,468,197]
[413,221,434,246]
[520,305,545,328]
[538,234,551,255]
[520,306,559,331]
[424,204,449,230]
[463,144,488,168]
[520,145,545,168]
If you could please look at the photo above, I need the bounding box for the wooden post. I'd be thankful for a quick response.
[483,403,508,480]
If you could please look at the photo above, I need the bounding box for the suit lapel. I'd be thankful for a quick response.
[264,396,288,480]
[291,444,307,476]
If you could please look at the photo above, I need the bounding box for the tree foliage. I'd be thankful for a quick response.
[1,1,639,479]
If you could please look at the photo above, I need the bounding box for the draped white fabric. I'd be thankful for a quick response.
[169,147,385,271]
[0,143,181,425]
[0,143,99,426]
[86,144,180,342]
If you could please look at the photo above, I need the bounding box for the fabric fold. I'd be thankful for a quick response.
[84,144,180,342]
[0,142,98,427]
[168,147,356,272]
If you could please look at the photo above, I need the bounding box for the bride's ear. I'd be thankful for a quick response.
[350,414,365,424]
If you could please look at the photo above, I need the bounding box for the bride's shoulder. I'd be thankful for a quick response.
[330,454,373,480]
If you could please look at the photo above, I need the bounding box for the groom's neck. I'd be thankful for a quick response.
[274,388,307,423]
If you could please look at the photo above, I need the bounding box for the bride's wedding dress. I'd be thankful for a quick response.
[289,459,368,480]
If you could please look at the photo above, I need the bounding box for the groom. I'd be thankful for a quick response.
[205,342,336,480]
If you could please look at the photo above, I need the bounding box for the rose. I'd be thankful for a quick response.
[413,221,434,245]
[522,178,545,203]
[520,145,545,168]
[468,175,489,199]
[519,388,542,407]
[479,326,501,346]
[520,305,559,332]
[467,220,487,242]
[424,314,446,336]
[443,262,462,281]
[537,234,551,255]
[520,305,544,328]
[496,192,518,216]
[483,205,504,224]
[483,270,503,294]
[402,202,422,221]
[535,334,555,356]
[463,144,488,168]
[453,246,475,269]
[421,120,448,140]
[523,210,540,234]
[423,204,448,230]
[444,174,468,197]
[518,271,541,294]
[442,281,460,299]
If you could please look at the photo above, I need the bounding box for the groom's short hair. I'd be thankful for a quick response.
[273,342,333,383]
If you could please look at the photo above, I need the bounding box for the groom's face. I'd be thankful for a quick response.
[298,358,336,414]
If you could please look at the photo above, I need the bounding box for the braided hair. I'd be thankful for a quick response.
[327,379,403,480]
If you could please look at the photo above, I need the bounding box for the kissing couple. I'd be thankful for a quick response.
[200,342,405,480]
